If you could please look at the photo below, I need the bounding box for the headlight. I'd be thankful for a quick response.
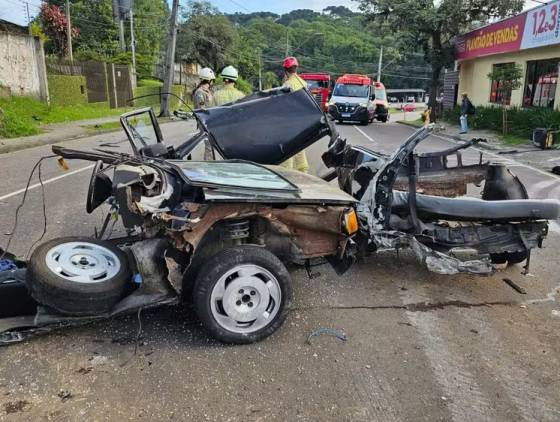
[359,103,367,108]
[342,208,359,235]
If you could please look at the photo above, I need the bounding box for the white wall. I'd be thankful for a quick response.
[0,32,49,101]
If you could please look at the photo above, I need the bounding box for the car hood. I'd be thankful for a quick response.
[195,88,336,165]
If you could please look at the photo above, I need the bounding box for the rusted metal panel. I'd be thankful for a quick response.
[173,203,347,259]
[394,165,488,197]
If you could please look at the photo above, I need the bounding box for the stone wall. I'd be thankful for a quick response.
[0,32,49,102]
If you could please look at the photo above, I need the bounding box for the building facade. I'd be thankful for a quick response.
[454,1,559,110]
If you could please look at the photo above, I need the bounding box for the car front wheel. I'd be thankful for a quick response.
[193,246,292,344]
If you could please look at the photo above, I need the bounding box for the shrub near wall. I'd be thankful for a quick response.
[47,75,88,106]
[443,106,560,139]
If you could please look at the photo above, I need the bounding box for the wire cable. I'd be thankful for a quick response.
[25,160,48,259]
[0,155,56,261]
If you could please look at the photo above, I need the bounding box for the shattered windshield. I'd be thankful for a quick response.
[169,161,299,191]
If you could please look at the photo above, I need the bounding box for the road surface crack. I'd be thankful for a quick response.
[292,300,515,313]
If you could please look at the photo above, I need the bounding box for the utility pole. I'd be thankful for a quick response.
[377,46,383,82]
[160,0,179,117]
[258,51,262,91]
[129,9,137,86]
[25,2,31,35]
[285,28,289,56]
[119,20,126,50]
[65,0,73,64]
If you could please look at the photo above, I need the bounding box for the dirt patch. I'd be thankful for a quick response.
[3,399,29,414]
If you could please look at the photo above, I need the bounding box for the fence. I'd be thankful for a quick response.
[45,58,134,108]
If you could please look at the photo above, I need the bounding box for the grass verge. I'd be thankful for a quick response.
[0,96,131,138]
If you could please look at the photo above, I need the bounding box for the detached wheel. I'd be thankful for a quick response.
[193,246,292,344]
[26,237,131,316]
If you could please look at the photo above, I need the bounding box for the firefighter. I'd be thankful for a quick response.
[214,65,245,105]
[281,56,309,173]
[192,67,216,160]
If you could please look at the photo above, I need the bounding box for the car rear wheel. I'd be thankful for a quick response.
[193,245,292,344]
[26,237,131,315]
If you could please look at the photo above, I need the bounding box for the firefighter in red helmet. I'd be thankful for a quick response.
[281,56,309,173]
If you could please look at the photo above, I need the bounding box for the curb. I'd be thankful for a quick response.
[0,132,95,155]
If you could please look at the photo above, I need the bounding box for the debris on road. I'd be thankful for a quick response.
[306,328,347,345]
[502,278,527,294]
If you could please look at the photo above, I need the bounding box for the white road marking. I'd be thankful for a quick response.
[352,125,376,144]
[0,165,94,202]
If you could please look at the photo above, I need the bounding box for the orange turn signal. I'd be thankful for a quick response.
[343,208,359,235]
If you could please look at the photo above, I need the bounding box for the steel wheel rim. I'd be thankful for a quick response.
[45,241,121,283]
[210,264,282,334]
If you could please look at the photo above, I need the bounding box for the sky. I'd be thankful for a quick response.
[0,0,546,27]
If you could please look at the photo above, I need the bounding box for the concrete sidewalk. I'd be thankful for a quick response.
[0,116,121,154]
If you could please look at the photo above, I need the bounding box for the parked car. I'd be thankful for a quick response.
[1,88,558,345]
[401,103,416,112]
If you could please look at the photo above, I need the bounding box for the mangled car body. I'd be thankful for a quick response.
[1,88,558,345]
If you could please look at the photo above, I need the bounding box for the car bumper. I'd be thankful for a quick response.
[328,106,368,122]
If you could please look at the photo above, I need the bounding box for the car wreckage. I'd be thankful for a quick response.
[1,88,559,345]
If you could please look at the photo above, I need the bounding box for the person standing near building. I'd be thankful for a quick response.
[214,66,245,105]
[460,92,474,134]
[193,67,216,160]
[281,56,309,173]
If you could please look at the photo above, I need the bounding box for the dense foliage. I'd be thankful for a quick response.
[39,0,168,79]
[357,0,525,106]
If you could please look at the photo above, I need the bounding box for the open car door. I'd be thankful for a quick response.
[120,107,168,157]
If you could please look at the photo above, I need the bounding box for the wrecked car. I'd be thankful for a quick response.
[1,88,559,345]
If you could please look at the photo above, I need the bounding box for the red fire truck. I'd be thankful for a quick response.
[300,73,331,111]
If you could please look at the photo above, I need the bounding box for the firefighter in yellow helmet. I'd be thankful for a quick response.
[193,67,216,160]
[280,56,309,173]
[214,65,245,105]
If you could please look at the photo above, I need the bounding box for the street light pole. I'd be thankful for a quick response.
[160,0,179,117]
[65,0,73,64]
[258,51,262,91]
[129,9,137,85]
[377,46,383,82]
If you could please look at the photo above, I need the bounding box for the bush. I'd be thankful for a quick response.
[47,75,88,106]
[443,105,560,139]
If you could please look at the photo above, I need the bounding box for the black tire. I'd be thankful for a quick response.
[360,118,369,126]
[379,115,388,123]
[193,245,292,344]
[26,237,131,316]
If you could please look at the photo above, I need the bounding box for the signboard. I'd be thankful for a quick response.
[456,1,560,60]
[521,1,560,49]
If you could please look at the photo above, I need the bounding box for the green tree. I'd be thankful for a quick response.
[487,63,523,134]
[177,2,238,71]
[357,0,524,109]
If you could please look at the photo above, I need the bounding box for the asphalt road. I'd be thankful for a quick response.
[1,116,560,421]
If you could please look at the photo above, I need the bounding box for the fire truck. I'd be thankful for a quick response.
[300,73,331,111]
